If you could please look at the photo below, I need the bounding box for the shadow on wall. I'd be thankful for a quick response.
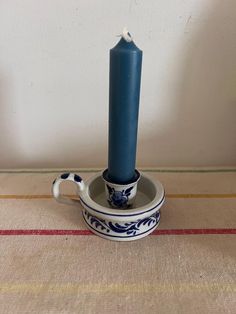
[0,79,108,169]
[0,73,107,170]
[138,0,236,167]
[0,76,23,168]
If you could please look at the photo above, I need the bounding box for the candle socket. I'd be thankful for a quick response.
[102,169,140,209]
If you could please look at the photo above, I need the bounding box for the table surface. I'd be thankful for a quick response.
[0,169,235,314]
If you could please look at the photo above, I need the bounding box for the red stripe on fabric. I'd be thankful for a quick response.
[0,229,235,236]
[151,229,236,235]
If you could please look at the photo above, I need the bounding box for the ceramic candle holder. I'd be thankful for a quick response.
[52,171,165,241]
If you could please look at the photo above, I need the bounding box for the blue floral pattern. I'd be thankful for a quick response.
[83,210,160,237]
[106,185,133,208]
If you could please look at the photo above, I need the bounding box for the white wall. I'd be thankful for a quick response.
[0,0,235,169]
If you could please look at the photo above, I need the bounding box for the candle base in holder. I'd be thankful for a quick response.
[52,171,165,242]
[102,169,140,209]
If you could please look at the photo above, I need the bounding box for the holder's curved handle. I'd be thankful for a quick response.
[52,173,85,206]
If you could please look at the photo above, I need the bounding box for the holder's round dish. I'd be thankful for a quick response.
[80,172,165,241]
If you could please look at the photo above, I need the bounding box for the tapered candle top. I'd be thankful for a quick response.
[111,28,142,54]
[107,30,142,184]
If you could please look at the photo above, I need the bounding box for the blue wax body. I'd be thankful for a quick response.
[108,37,142,184]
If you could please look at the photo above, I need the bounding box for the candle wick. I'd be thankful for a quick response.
[116,27,133,42]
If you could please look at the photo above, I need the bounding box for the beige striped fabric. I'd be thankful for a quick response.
[0,170,235,313]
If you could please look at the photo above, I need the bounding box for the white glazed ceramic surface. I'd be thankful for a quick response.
[52,172,165,241]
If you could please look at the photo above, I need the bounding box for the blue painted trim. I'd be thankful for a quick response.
[82,212,160,238]
[80,193,165,218]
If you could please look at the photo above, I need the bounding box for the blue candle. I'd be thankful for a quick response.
[107,30,142,184]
